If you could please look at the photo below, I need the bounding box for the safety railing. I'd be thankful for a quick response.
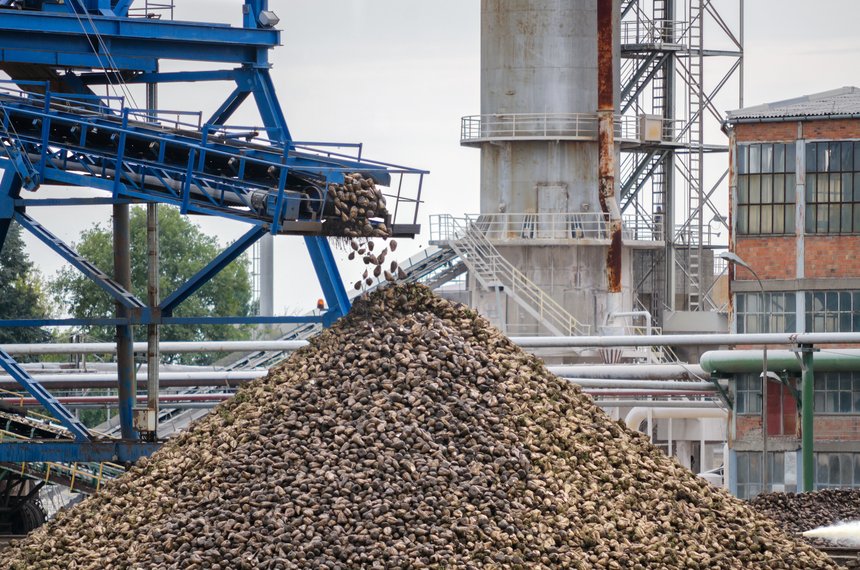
[128,1,175,20]
[0,82,428,232]
[620,19,684,45]
[461,113,679,145]
[430,213,663,244]
[433,214,591,336]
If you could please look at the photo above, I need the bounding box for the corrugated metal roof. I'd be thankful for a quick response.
[726,86,860,122]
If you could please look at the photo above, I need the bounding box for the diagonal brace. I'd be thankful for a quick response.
[160,224,267,315]
[0,348,91,441]
[304,236,351,325]
[14,211,145,310]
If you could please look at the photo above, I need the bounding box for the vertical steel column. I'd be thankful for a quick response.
[113,203,137,439]
[800,344,815,492]
[145,82,159,434]
[259,233,274,316]
[598,0,623,306]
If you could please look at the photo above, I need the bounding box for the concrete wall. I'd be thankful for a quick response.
[475,0,631,334]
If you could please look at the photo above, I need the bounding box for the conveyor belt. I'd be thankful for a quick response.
[0,84,424,236]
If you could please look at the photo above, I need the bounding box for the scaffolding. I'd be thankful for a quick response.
[620,0,743,318]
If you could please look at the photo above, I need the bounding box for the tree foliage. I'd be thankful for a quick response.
[50,206,253,364]
[0,222,52,344]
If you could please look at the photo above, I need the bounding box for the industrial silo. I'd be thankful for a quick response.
[460,0,643,339]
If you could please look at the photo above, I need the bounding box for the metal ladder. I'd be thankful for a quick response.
[443,216,589,337]
[685,0,704,311]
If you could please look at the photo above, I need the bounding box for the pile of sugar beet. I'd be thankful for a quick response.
[2,285,837,569]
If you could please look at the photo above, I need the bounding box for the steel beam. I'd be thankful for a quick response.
[113,203,137,440]
[0,440,161,464]
[0,11,278,69]
[304,236,351,325]
[0,348,91,441]
[160,224,268,315]
[14,211,145,310]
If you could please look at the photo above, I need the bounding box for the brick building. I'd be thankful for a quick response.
[723,87,860,497]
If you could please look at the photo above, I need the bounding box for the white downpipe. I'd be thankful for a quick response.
[625,407,728,431]
[610,310,653,336]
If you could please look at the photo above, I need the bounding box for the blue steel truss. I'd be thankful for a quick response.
[0,0,427,463]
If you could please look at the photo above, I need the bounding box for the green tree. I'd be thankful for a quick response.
[0,222,52,344]
[50,206,253,365]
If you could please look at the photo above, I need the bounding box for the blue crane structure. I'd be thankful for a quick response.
[0,0,426,464]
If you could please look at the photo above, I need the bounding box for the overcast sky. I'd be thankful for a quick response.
[20,1,860,321]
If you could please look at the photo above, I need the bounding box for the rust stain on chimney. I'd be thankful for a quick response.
[597,0,622,293]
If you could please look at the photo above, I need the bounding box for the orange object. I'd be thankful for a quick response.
[316,298,325,310]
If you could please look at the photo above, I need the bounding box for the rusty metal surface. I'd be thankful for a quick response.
[597,0,622,293]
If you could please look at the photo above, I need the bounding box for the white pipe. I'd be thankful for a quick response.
[625,407,728,431]
[7,331,860,356]
[550,364,707,380]
[567,379,718,391]
[0,371,266,383]
[512,332,860,347]
[610,310,652,336]
[595,400,720,408]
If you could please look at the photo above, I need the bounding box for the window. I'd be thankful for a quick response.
[805,291,860,332]
[736,292,796,333]
[814,372,860,414]
[815,453,860,490]
[737,143,796,235]
[805,141,860,234]
[736,451,786,499]
[735,374,762,415]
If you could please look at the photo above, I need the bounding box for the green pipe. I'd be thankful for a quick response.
[699,349,860,374]
[801,345,815,492]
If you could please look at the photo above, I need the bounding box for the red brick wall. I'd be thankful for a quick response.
[805,236,860,278]
[736,415,860,443]
[816,416,860,441]
[734,238,796,281]
[803,118,860,140]
[735,122,798,143]
[734,118,860,143]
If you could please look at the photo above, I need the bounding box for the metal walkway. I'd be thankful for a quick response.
[0,83,423,237]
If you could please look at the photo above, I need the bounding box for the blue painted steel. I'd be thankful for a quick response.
[0,0,426,463]
[0,315,324,327]
[160,224,268,315]
[14,211,146,310]
[80,69,244,86]
[0,11,278,69]
[0,348,91,441]
[0,441,161,463]
[207,85,251,127]
[304,236,351,325]
[251,69,292,144]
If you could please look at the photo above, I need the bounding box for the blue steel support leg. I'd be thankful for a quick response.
[305,236,351,325]
[251,68,351,326]
[207,85,251,126]
[0,349,91,441]
[251,69,293,144]
[0,163,21,249]
[114,203,138,440]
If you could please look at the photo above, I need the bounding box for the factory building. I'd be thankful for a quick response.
[723,87,860,497]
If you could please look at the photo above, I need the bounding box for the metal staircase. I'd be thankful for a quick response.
[438,215,590,337]
[620,150,668,212]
